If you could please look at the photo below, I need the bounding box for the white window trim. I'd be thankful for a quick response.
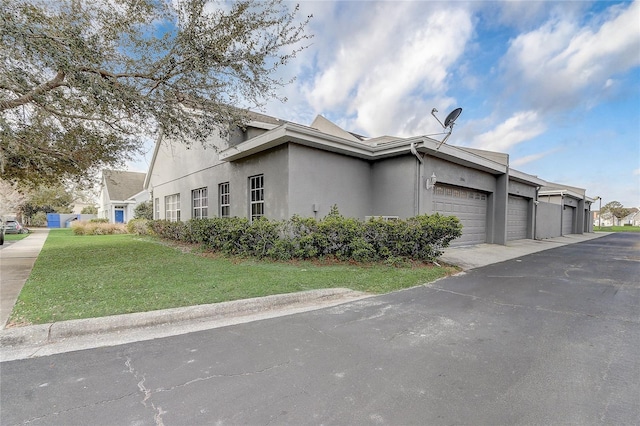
[219,182,230,218]
[165,193,181,222]
[249,174,264,222]
[192,187,208,219]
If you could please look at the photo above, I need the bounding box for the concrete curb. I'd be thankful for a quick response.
[0,288,369,348]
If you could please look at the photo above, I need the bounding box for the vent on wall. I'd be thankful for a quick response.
[365,216,399,221]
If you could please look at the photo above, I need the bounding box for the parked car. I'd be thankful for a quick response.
[4,220,28,234]
[0,219,4,245]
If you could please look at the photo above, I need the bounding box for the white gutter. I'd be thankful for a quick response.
[539,189,584,200]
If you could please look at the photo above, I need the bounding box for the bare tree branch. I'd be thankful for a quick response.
[0,70,67,111]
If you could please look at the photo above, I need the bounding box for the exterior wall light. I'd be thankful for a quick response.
[425,173,437,190]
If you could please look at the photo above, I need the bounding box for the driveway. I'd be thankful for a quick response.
[1,233,639,425]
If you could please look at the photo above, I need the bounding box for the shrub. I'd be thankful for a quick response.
[127,219,151,235]
[31,211,48,227]
[71,221,127,235]
[147,208,462,264]
[90,218,109,223]
[134,201,153,220]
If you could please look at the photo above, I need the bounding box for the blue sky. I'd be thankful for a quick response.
[131,0,640,208]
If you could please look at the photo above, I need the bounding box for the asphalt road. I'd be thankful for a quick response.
[1,233,639,425]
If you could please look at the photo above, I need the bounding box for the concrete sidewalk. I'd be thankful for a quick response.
[0,229,49,330]
[439,232,609,271]
[0,230,610,361]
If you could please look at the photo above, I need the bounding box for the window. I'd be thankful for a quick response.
[219,182,230,217]
[249,174,264,221]
[165,193,181,222]
[154,198,159,219]
[192,187,208,219]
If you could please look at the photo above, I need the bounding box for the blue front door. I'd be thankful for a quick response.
[115,209,124,223]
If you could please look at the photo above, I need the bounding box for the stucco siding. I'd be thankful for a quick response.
[232,145,289,220]
[148,134,226,187]
[150,146,289,221]
[371,155,416,218]
[428,157,497,193]
[508,180,536,198]
[288,144,372,219]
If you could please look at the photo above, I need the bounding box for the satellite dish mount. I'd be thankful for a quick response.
[430,107,462,150]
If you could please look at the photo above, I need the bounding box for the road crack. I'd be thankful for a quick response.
[428,286,640,325]
[125,357,166,426]
[154,360,291,394]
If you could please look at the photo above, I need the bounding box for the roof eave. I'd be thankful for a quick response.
[413,138,507,174]
[219,125,509,175]
[509,169,547,187]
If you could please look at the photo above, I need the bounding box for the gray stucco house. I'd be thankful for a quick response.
[98,170,149,223]
[144,112,592,247]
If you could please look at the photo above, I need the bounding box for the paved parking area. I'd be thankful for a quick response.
[2,233,638,425]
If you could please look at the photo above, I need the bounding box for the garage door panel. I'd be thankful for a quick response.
[433,185,487,247]
[562,206,575,234]
[507,195,529,241]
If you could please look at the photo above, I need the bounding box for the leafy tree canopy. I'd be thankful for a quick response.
[22,183,75,216]
[81,205,97,215]
[601,201,633,221]
[0,0,311,187]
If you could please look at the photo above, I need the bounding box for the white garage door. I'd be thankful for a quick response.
[562,206,575,235]
[507,195,529,241]
[433,185,487,246]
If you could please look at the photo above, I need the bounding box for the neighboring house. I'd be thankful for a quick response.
[98,170,149,223]
[144,112,592,247]
[620,208,639,226]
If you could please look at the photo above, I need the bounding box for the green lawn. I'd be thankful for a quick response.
[4,232,31,242]
[9,229,457,325]
[594,226,640,232]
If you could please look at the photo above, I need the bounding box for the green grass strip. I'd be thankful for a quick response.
[593,226,640,232]
[3,233,30,242]
[10,229,456,325]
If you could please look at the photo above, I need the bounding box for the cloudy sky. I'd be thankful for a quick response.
[135,0,640,208]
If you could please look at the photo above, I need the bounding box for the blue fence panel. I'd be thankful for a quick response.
[46,213,61,228]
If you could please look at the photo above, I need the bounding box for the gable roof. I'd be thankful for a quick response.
[103,170,146,201]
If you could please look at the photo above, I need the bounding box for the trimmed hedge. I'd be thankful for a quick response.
[147,207,462,263]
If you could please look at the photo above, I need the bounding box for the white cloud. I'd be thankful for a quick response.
[471,110,546,152]
[633,168,640,176]
[303,3,473,137]
[510,148,561,168]
[500,1,640,111]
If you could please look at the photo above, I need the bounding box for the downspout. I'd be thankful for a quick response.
[531,186,540,240]
[560,191,566,235]
[410,143,423,216]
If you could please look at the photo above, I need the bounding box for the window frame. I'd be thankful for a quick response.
[219,182,230,218]
[164,193,181,222]
[192,187,208,219]
[249,174,264,222]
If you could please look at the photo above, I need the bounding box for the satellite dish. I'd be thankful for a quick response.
[444,107,462,128]
[430,107,463,150]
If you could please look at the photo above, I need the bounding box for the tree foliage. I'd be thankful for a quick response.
[22,183,74,220]
[81,205,97,214]
[0,179,27,217]
[601,201,633,224]
[0,0,311,187]
[134,200,153,220]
